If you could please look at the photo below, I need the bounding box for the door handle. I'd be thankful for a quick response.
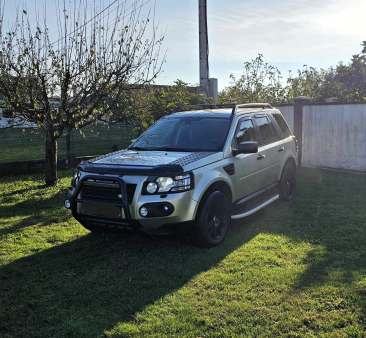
[278,147,285,152]
[257,154,265,160]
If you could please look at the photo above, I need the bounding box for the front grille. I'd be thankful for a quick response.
[81,181,136,204]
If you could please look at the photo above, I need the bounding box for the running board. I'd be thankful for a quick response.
[231,194,279,219]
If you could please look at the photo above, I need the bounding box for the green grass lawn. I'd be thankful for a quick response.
[0,168,366,337]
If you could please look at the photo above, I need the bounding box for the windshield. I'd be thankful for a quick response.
[130,115,231,152]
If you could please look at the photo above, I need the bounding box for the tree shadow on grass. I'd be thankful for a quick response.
[263,168,366,336]
[0,168,73,185]
[0,220,259,338]
[0,184,46,199]
[1,168,366,337]
[286,169,366,290]
[0,192,70,237]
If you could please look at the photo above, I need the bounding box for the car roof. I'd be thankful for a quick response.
[170,108,274,118]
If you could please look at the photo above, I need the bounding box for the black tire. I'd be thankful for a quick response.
[190,191,231,248]
[279,163,296,201]
[90,228,105,235]
[82,223,105,235]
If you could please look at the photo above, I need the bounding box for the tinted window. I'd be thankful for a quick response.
[255,116,277,145]
[236,119,256,144]
[131,116,231,151]
[272,113,292,138]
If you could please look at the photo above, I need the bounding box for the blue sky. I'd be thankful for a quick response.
[4,0,366,90]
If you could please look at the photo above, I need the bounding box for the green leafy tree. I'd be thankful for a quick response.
[148,80,209,121]
[149,80,213,121]
[332,54,366,101]
[287,42,366,102]
[218,54,288,104]
[108,80,211,136]
[286,66,341,102]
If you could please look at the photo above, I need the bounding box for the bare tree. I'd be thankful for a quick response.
[0,0,164,185]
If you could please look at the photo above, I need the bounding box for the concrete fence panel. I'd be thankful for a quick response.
[302,104,366,172]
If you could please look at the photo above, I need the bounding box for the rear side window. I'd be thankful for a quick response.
[254,116,277,145]
[236,119,256,144]
[272,113,292,138]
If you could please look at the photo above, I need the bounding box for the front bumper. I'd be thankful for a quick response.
[67,174,198,235]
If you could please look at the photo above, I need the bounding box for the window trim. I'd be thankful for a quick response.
[253,113,280,146]
[234,117,257,148]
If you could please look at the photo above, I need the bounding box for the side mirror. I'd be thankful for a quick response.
[233,141,258,156]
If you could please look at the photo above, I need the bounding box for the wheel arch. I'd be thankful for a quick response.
[279,155,297,181]
[193,180,233,219]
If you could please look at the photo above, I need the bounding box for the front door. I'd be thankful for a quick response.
[233,117,267,200]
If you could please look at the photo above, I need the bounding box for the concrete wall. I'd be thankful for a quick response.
[275,105,294,132]
[302,104,366,172]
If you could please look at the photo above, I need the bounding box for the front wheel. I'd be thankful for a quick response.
[279,163,296,201]
[190,191,231,248]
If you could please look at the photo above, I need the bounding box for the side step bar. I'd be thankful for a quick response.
[231,194,279,219]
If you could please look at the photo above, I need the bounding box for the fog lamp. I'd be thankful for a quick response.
[64,199,71,209]
[140,207,148,217]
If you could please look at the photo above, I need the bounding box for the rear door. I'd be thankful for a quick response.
[233,117,267,199]
[253,114,281,187]
[270,111,297,174]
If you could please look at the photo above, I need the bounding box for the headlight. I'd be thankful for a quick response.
[144,173,193,194]
[146,182,158,193]
[156,177,174,192]
[171,174,191,192]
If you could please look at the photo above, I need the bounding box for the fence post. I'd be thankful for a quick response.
[293,96,310,167]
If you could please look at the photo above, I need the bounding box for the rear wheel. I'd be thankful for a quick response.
[279,163,296,201]
[190,191,231,248]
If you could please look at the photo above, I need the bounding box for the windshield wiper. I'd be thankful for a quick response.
[130,146,193,152]
[129,146,158,151]
[161,147,193,152]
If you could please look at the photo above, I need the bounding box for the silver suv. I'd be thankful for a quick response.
[65,104,297,248]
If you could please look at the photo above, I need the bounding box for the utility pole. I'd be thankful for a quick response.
[198,0,218,102]
[199,0,210,99]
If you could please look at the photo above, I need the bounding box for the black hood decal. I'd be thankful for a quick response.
[170,152,216,166]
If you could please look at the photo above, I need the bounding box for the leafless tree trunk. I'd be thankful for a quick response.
[45,132,58,186]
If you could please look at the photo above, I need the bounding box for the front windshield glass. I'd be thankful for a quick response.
[131,115,231,152]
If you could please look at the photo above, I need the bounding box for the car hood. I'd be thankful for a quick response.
[93,150,216,167]
[78,149,222,176]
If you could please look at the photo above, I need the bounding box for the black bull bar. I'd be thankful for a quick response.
[69,175,142,232]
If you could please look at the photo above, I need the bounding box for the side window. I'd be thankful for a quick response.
[272,113,292,138]
[236,119,256,144]
[254,115,277,145]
